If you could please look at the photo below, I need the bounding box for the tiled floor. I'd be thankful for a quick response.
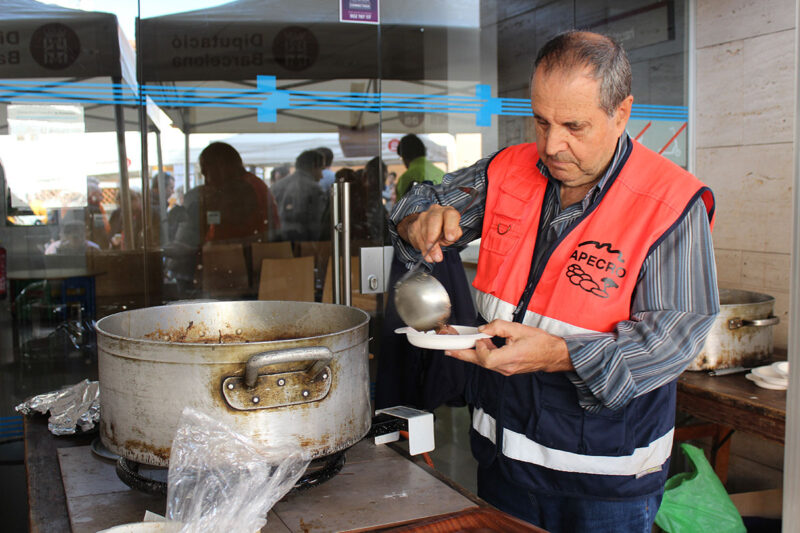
[428,405,478,495]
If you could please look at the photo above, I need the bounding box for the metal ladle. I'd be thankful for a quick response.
[394,187,480,331]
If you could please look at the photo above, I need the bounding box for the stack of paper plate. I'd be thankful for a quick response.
[745,363,789,390]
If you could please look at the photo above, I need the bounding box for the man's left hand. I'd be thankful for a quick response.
[444,319,574,375]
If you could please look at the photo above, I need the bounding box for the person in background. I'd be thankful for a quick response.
[323,158,389,245]
[166,184,188,243]
[86,177,110,249]
[108,189,143,249]
[389,31,718,532]
[382,171,397,213]
[150,172,175,213]
[184,142,280,244]
[45,208,100,255]
[272,149,326,242]
[395,134,444,199]
[149,172,175,246]
[169,184,185,210]
[270,165,290,184]
[316,147,336,193]
[167,143,280,297]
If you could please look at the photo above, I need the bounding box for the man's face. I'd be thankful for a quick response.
[531,66,632,189]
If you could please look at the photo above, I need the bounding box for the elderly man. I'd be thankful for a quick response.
[272,149,326,241]
[390,31,719,532]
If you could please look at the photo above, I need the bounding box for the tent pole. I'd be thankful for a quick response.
[136,15,151,305]
[182,106,191,192]
[184,129,191,191]
[139,106,152,306]
[156,130,168,246]
[112,75,134,251]
[781,0,800,528]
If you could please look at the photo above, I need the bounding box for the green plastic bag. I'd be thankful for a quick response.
[655,443,746,533]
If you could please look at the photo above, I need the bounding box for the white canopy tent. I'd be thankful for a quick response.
[135,0,487,189]
[157,131,449,172]
[0,0,146,246]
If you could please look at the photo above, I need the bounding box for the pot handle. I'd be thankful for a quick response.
[244,347,333,388]
[728,316,780,330]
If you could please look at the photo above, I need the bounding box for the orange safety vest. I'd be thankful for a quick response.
[473,140,714,331]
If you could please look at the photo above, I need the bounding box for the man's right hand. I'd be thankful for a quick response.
[397,205,463,263]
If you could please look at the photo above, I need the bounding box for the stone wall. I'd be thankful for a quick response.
[695,0,796,348]
[692,0,796,494]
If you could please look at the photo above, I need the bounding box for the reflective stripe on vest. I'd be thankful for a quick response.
[476,291,597,337]
[473,407,674,477]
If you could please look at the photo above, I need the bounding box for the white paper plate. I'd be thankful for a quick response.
[751,365,789,386]
[395,326,491,350]
[772,361,789,379]
[745,372,787,391]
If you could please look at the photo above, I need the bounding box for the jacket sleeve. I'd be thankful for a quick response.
[563,198,720,412]
[388,154,495,270]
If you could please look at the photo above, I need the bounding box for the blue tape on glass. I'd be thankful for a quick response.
[0,416,23,438]
[0,78,688,127]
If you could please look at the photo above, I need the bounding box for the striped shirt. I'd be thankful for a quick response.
[388,134,719,412]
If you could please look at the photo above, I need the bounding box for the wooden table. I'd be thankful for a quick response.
[675,369,786,484]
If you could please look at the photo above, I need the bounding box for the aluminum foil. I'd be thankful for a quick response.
[15,379,100,435]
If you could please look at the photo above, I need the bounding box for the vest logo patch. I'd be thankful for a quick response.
[566,241,627,299]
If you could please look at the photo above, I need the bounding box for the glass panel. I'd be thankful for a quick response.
[0,1,694,525]
[138,0,381,306]
[575,0,689,167]
[0,0,141,401]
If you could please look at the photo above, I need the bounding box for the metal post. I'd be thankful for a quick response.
[138,90,151,305]
[781,1,800,529]
[341,181,352,306]
[155,130,168,246]
[112,75,133,250]
[687,0,697,175]
[332,182,342,304]
[184,129,191,191]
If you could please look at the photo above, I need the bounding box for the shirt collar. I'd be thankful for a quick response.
[537,132,631,209]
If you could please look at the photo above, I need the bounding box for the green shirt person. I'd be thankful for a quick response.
[395,134,445,199]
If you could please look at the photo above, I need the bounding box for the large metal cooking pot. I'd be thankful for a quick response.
[96,301,371,467]
[688,288,780,371]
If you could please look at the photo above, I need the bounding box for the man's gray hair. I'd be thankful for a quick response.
[533,30,631,116]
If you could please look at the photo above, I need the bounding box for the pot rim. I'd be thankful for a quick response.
[718,287,775,307]
[95,300,370,348]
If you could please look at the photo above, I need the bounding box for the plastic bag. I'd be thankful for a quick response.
[166,407,310,533]
[654,443,746,533]
[14,379,100,435]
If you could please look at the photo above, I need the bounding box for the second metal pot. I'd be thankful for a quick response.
[688,288,780,371]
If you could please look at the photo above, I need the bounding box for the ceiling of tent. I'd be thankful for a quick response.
[0,0,144,134]
[138,0,480,82]
[136,0,488,135]
[165,132,449,168]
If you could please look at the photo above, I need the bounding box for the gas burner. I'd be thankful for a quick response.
[115,451,347,496]
[294,450,346,491]
[116,457,168,496]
